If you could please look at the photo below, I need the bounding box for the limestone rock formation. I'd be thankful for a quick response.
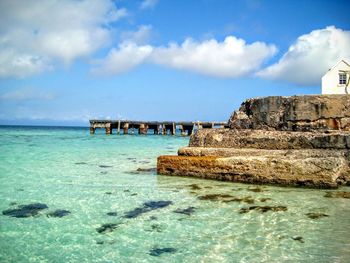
[228,95,350,131]
[157,95,350,188]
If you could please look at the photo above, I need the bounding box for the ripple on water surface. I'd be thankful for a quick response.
[0,126,350,262]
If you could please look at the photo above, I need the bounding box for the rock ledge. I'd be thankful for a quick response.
[157,95,350,188]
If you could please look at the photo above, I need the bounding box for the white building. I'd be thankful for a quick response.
[322,60,350,94]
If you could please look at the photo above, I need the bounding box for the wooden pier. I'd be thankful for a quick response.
[89,120,228,135]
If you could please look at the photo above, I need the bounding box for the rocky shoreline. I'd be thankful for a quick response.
[157,95,350,188]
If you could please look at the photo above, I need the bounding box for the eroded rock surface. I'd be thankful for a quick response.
[228,95,350,131]
[157,95,350,188]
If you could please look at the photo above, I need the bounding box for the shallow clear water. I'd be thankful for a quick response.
[0,126,349,263]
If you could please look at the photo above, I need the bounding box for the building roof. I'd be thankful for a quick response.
[323,59,350,77]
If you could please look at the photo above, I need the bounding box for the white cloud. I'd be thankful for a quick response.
[257,26,350,86]
[121,25,153,45]
[0,49,51,78]
[92,35,277,78]
[140,0,159,10]
[91,42,153,75]
[0,0,127,78]
[151,36,277,77]
[0,87,56,101]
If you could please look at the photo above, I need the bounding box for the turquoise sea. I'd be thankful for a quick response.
[0,126,349,262]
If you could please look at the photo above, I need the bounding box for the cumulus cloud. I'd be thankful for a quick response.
[91,42,153,75]
[0,0,127,78]
[151,36,277,77]
[120,25,153,45]
[93,36,276,77]
[140,0,159,10]
[257,26,350,86]
[0,49,52,78]
[0,87,57,101]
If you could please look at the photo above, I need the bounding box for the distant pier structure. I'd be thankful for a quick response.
[89,120,228,136]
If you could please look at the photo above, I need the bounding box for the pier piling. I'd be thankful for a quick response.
[89,120,228,136]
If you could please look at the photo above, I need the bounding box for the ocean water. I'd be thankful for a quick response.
[0,126,349,263]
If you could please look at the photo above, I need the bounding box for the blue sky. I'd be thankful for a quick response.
[0,0,349,126]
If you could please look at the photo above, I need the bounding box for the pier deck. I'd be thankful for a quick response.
[89,120,228,135]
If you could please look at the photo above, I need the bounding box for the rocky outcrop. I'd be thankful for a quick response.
[157,95,350,188]
[228,95,350,131]
[189,129,350,149]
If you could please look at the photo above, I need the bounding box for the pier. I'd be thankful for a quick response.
[89,120,228,135]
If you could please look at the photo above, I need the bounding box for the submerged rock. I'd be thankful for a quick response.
[106,212,118,216]
[137,167,157,172]
[127,167,157,175]
[291,236,305,243]
[247,187,264,192]
[139,160,151,164]
[324,191,350,199]
[306,212,329,219]
[96,223,119,234]
[124,201,173,219]
[223,196,255,204]
[124,207,148,219]
[188,184,201,190]
[239,205,287,214]
[173,206,196,216]
[149,247,177,256]
[198,194,233,201]
[259,198,272,202]
[144,201,173,209]
[99,165,113,168]
[2,203,48,218]
[197,194,254,204]
[47,209,71,218]
[150,224,163,232]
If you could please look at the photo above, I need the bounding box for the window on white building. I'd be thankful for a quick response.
[339,73,347,85]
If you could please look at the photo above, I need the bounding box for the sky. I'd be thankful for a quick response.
[0,0,349,126]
